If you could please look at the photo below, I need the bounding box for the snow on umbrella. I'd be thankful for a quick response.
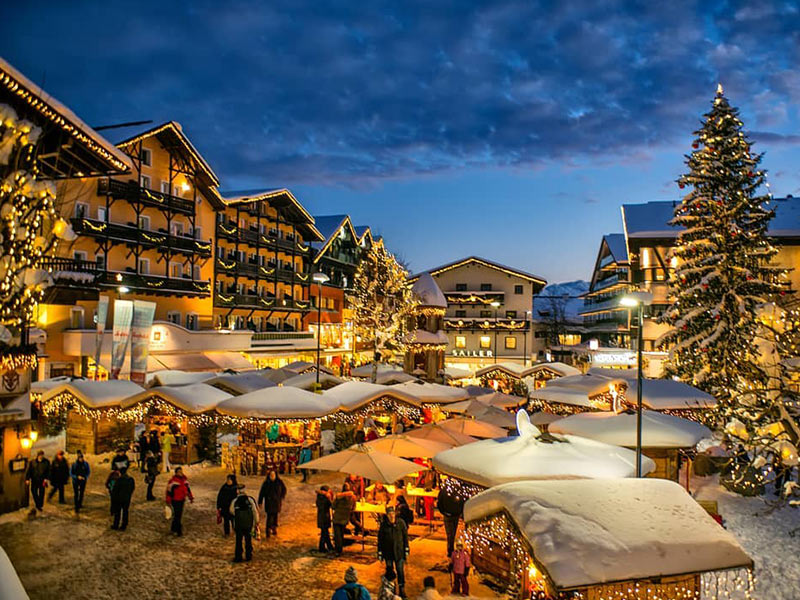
[471,391,527,409]
[364,434,451,458]
[529,412,564,426]
[407,423,477,446]
[438,417,507,439]
[465,404,518,429]
[300,444,427,484]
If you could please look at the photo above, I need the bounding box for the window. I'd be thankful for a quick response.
[73,250,88,263]
[167,311,181,325]
[192,265,201,280]
[455,336,466,349]
[480,283,492,291]
[506,310,517,319]
[138,258,150,274]
[480,310,492,318]
[171,222,184,237]
[479,336,491,349]
[455,283,467,292]
[69,307,85,329]
[455,310,466,318]
[140,175,151,189]
[97,207,106,221]
[160,181,170,195]
[185,313,198,330]
[505,336,517,350]
[170,262,183,278]
[514,285,523,294]
[95,253,105,270]
[74,202,89,218]
[193,226,202,240]
[140,148,151,166]
[138,215,150,230]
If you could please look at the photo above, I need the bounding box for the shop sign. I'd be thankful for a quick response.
[591,351,636,366]
[452,349,493,358]
[0,368,29,398]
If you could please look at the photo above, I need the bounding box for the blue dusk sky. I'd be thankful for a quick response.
[3,1,800,283]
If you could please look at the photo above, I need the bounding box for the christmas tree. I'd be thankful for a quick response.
[351,240,417,382]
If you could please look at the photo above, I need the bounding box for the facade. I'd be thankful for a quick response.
[412,257,547,371]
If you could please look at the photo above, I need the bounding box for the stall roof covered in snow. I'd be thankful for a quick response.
[409,330,449,345]
[626,378,717,410]
[527,362,582,377]
[476,361,580,379]
[281,372,344,390]
[550,410,711,448]
[390,381,469,404]
[145,370,217,388]
[411,272,447,308]
[41,380,144,409]
[121,384,232,414]
[215,387,337,420]
[433,411,652,486]
[464,479,753,590]
[350,363,405,379]
[205,372,277,395]
[322,381,422,412]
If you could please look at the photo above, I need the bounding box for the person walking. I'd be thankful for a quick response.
[299,442,312,483]
[332,483,356,556]
[48,450,70,504]
[450,540,471,596]
[377,570,401,600]
[166,466,193,536]
[316,485,334,553]
[144,451,159,501]
[161,429,175,473]
[230,484,259,562]
[377,506,409,599]
[395,496,414,529]
[110,467,135,530]
[136,431,149,472]
[70,451,90,512]
[148,429,160,459]
[258,469,286,538]
[110,448,130,473]
[217,474,239,537]
[437,488,463,558]
[416,576,444,600]
[25,450,50,513]
[331,566,371,600]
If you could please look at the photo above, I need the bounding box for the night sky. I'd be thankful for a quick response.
[3,1,800,282]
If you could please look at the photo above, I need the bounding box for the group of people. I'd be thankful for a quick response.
[331,567,469,600]
[25,449,91,514]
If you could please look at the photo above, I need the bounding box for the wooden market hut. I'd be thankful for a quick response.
[549,409,711,483]
[119,383,231,464]
[475,361,581,394]
[528,373,627,415]
[40,380,142,454]
[463,479,754,600]
[323,381,425,431]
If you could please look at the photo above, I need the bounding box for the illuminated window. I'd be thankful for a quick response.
[455,336,466,349]
[140,175,151,189]
[505,336,517,349]
[480,310,492,318]
[558,333,582,346]
[505,310,517,319]
[479,336,491,349]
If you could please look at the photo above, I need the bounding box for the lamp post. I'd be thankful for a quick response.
[491,300,500,364]
[312,272,330,386]
[524,309,531,367]
[620,291,653,477]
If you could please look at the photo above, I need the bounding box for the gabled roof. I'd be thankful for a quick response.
[0,57,131,178]
[411,256,546,286]
[603,234,628,263]
[310,214,359,260]
[219,188,324,241]
[354,225,373,245]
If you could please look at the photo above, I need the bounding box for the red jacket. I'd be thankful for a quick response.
[166,474,194,503]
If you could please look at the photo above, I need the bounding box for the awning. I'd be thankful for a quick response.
[98,354,166,375]
[155,353,219,372]
[204,352,255,371]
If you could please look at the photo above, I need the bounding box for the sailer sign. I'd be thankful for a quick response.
[452,349,493,357]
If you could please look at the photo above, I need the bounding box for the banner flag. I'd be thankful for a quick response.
[110,299,133,379]
[129,300,156,385]
[94,295,109,378]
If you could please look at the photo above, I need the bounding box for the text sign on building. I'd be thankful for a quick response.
[451,349,493,358]
[591,351,636,366]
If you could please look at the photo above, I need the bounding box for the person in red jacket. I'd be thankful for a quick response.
[165,466,194,536]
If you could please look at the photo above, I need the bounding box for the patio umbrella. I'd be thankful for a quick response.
[438,417,506,439]
[472,391,526,410]
[465,404,517,429]
[406,423,477,447]
[529,411,564,427]
[300,444,426,483]
[364,434,451,458]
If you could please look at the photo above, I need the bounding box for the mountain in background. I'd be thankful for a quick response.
[532,280,589,325]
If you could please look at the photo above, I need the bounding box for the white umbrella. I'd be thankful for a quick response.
[466,404,518,429]
[438,417,507,439]
[364,434,451,458]
[301,444,426,483]
[529,411,564,427]
[472,391,526,410]
[407,423,477,446]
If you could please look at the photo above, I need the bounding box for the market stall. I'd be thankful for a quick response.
[463,479,753,600]
[323,381,424,435]
[281,371,344,390]
[205,372,277,396]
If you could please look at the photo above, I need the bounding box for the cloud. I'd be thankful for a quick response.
[751,132,800,145]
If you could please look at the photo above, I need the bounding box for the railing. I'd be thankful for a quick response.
[97,271,211,296]
[71,218,212,257]
[443,317,529,331]
[444,291,505,305]
[251,331,315,344]
[99,178,195,215]
[215,257,310,284]
[215,222,305,253]
[214,293,311,311]
[40,257,100,275]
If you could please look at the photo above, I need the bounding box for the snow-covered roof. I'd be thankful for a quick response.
[545,373,625,395]
[475,361,530,378]
[604,233,628,263]
[281,372,344,390]
[527,362,582,377]
[626,378,717,410]
[350,363,405,379]
[30,376,77,393]
[41,380,144,409]
[411,272,448,308]
[409,329,449,345]
[282,361,333,375]
[322,381,422,412]
[390,381,470,404]
[476,362,581,379]
[215,387,337,420]
[433,410,652,487]
[464,479,753,590]
[413,256,546,286]
[374,371,417,385]
[121,384,232,414]
[145,370,217,388]
[259,368,298,385]
[205,372,277,395]
[550,410,711,448]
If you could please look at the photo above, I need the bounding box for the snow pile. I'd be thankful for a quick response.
[433,410,653,486]
[215,386,337,419]
[464,478,753,589]
[41,380,144,409]
[411,272,447,308]
[550,410,711,448]
[322,381,421,411]
[0,544,28,599]
[122,384,232,414]
[626,378,716,410]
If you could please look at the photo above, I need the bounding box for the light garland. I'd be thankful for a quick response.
[0,347,38,370]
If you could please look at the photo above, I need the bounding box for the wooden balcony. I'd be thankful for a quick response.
[215,257,311,284]
[215,222,305,253]
[98,178,195,215]
[214,292,311,311]
[97,271,211,297]
[71,218,212,258]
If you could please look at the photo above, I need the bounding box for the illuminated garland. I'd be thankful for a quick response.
[219,223,237,235]
[407,342,448,351]
[117,397,216,427]
[417,306,446,317]
[439,474,485,501]
[329,398,422,423]
[0,345,38,370]
[296,273,309,282]
[295,300,309,309]
[82,219,107,232]
[260,266,275,276]
[141,232,165,243]
[194,241,211,251]
[445,319,528,331]
[193,282,210,292]
[297,244,309,252]
[444,294,500,305]
[217,258,236,270]
[40,391,121,420]
[260,297,274,307]
[142,189,165,204]
[145,279,164,288]
[217,294,234,303]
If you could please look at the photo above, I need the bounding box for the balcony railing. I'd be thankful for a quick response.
[97,271,211,296]
[215,257,310,284]
[216,222,305,253]
[443,291,505,305]
[443,317,529,331]
[99,178,195,215]
[41,257,101,276]
[71,218,212,257]
[214,293,311,311]
[251,331,315,345]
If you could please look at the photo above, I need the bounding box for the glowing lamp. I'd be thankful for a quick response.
[20,437,32,450]
[117,286,130,294]
[181,181,190,192]
[29,430,38,442]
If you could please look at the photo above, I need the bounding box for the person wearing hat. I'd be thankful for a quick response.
[230,483,259,562]
[331,566,371,600]
[377,506,409,599]
[449,540,471,596]
[70,451,90,512]
[25,450,50,513]
[377,569,401,600]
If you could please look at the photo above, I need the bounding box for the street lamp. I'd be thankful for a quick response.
[312,272,330,386]
[619,290,653,477]
[524,309,531,367]
[490,300,500,364]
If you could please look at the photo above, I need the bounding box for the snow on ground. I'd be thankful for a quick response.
[692,474,800,600]
[0,456,501,600]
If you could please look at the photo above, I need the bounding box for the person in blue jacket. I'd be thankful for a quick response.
[332,566,371,600]
[298,442,313,482]
[70,451,90,512]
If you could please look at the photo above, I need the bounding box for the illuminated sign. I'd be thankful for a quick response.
[451,349,493,358]
[591,351,636,365]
